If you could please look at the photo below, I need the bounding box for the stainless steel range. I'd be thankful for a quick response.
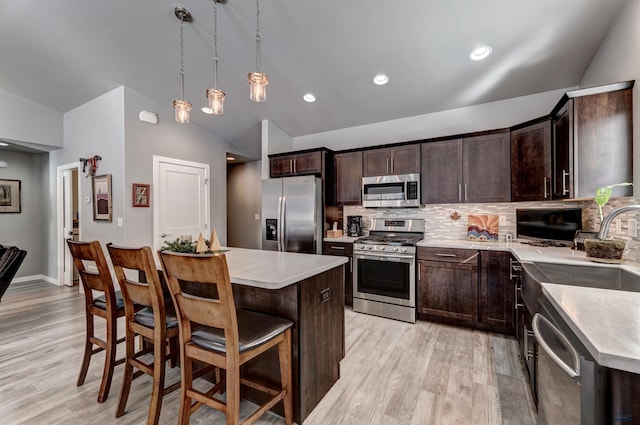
[353,218,424,323]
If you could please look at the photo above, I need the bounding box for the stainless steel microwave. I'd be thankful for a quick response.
[362,173,420,208]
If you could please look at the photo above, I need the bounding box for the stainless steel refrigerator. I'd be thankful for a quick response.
[261,176,322,254]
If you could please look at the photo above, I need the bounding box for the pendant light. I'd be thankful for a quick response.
[173,7,192,123]
[248,0,269,102]
[206,0,225,115]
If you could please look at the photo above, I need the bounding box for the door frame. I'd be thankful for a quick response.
[57,161,82,287]
[152,155,210,252]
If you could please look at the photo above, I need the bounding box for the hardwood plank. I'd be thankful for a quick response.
[1,280,540,425]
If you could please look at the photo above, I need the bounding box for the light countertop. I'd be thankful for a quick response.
[224,247,348,290]
[542,283,640,374]
[323,236,360,243]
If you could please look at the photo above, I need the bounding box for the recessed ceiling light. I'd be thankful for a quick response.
[226,156,236,161]
[201,106,214,114]
[0,142,8,147]
[373,74,389,85]
[303,93,316,103]
[469,45,493,61]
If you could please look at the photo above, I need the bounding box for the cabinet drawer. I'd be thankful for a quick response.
[417,247,478,263]
[323,242,353,256]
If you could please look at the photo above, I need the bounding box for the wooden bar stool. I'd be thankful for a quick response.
[66,239,126,403]
[159,250,294,425]
[106,244,180,425]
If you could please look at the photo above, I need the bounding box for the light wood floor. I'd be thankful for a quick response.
[0,280,540,425]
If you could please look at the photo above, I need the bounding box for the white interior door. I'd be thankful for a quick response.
[153,156,209,252]
[57,162,81,287]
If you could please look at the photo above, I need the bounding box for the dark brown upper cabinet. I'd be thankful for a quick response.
[551,81,634,199]
[421,131,511,204]
[333,151,363,205]
[511,119,552,202]
[363,144,420,176]
[270,150,325,178]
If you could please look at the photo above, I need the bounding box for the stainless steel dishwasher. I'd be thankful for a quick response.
[533,299,606,425]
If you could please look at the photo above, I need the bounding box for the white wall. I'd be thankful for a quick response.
[580,0,640,188]
[46,87,126,278]
[0,89,63,148]
[292,88,572,151]
[123,87,233,248]
[261,119,293,179]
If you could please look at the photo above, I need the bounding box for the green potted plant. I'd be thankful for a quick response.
[585,182,633,263]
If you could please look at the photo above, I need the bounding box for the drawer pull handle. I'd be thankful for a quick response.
[330,246,346,250]
[435,253,456,257]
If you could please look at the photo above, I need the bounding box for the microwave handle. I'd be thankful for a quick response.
[532,313,581,382]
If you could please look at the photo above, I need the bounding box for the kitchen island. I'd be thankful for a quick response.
[198,248,348,424]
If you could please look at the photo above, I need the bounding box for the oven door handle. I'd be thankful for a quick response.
[354,253,414,261]
[532,313,581,382]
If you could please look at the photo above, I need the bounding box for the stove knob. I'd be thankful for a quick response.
[393,247,399,252]
[402,247,407,252]
[367,246,372,250]
[380,246,385,251]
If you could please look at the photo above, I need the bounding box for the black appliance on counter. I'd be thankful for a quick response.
[346,215,363,237]
[516,208,582,242]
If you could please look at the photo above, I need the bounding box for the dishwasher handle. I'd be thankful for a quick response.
[532,313,581,382]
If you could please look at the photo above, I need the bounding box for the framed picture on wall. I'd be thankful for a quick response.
[0,179,21,213]
[132,183,150,207]
[92,174,112,222]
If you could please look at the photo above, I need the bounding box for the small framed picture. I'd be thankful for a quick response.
[92,174,112,222]
[0,179,21,213]
[132,183,150,207]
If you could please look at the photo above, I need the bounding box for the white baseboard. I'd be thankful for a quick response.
[12,275,59,285]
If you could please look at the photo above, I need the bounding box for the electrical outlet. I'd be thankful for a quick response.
[499,215,506,225]
[254,213,260,220]
[628,218,638,237]
[615,219,622,234]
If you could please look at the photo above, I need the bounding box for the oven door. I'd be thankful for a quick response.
[353,252,415,307]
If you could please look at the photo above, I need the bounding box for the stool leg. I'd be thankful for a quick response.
[178,352,193,425]
[116,327,136,417]
[278,329,294,425]
[226,358,240,425]
[77,311,94,387]
[97,314,117,403]
[147,335,166,425]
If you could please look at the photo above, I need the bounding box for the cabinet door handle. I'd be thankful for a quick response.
[289,159,294,174]
[458,184,462,202]
[293,159,297,174]
[514,286,524,310]
[391,157,395,173]
[543,177,549,199]
[562,169,570,196]
[418,262,421,280]
[330,246,346,250]
[386,158,390,174]
[464,184,468,201]
[524,325,535,360]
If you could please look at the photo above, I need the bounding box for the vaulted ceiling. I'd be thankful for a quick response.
[0,0,630,156]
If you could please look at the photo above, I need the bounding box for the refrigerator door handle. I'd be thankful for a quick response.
[276,195,283,251]
[281,196,287,252]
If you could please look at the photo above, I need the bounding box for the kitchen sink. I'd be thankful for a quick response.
[529,261,640,292]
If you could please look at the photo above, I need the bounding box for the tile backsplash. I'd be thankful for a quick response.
[343,197,640,261]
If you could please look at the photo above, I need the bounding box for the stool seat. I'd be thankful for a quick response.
[93,291,125,310]
[191,309,293,354]
[134,305,179,329]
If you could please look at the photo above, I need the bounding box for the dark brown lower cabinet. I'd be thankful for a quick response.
[323,241,353,306]
[417,248,479,323]
[417,247,515,335]
[479,251,514,332]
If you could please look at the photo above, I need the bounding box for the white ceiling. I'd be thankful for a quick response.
[0,0,630,157]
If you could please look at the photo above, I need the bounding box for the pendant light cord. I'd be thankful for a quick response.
[213,0,219,89]
[255,0,261,72]
[179,18,185,100]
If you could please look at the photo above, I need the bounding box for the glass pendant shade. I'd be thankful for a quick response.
[248,72,269,102]
[206,88,225,115]
[173,99,192,124]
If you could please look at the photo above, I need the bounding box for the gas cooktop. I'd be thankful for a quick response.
[355,235,423,246]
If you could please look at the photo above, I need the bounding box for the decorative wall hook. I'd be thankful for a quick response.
[450,211,461,221]
[80,155,102,178]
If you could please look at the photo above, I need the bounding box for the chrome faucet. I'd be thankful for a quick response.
[597,204,640,239]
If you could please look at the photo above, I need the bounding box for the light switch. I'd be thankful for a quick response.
[499,215,506,225]
[84,196,91,204]
[117,217,123,227]
[254,214,260,220]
